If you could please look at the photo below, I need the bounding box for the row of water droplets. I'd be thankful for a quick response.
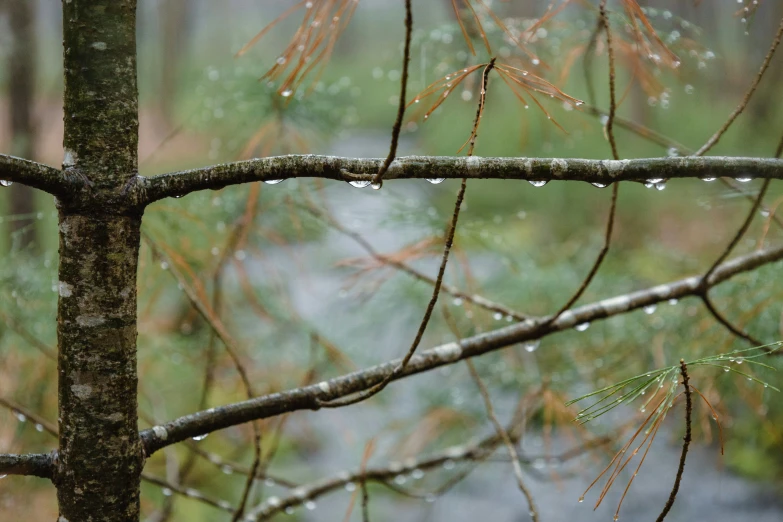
[524,176,755,190]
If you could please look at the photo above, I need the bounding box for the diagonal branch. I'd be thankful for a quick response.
[654,360,692,522]
[700,294,763,347]
[0,154,66,195]
[317,177,467,407]
[0,452,54,479]
[137,156,783,204]
[695,16,783,156]
[305,204,528,320]
[466,360,538,522]
[140,243,783,455]
[372,0,413,186]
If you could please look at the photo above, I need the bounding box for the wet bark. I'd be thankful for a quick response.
[56,1,142,521]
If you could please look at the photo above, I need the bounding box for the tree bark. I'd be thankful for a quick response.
[56,1,142,521]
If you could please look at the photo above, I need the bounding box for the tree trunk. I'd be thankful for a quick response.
[6,0,39,250]
[56,1,142,521]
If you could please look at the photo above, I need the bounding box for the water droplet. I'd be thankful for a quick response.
[221,465,233,474]
[1,180,14,187]
[575,322,590,332]
[493,312,503,321]
[192,433,208,441]
[724,367,730,372]
[578,496,584,503]
[0,474,6,479]
[162,488,173,496]
[529,180,548,187]
[614,515,619,521]
[426,178,445,184]
[13,411,26,423]
[735,177,752,183]
[647,178,664,184]
[533,458,546,470]
[348,180,371,188]
[524,339,540,353]
[160,261,169,270]
[280,89,293,97]
[394,474,407,485]
[453,297,463,306]
[411,468,424,479]
[371,181,382,190]
[425,494,437,503]
[285,506,295,515]
[701,177,716,182]
[735,357,743,364]
[668,298,678,305]
[592,182,608,188]
[643,304,657,315]
[35,423,44,432]
[443,459,455,470]
[305,501,316,510]
[264,179,284,185]
[655,182,666,191]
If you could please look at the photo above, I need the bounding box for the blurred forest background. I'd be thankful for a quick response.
[1,1,782,520]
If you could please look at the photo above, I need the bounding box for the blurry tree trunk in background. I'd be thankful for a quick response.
[749,1,783,123]
[5,0,38,251]
[159,0,192,126]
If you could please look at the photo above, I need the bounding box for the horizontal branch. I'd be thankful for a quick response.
[140,243,783,455]
[140,155,783,204]
[0,452,54,479]
[247,429,506,520]
[0,154,65,195]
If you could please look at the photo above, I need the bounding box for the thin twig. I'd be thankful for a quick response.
[372,0,413,186]
[303,203,527,320]
[582,17,603,108]
[318,177,467,407]
[361,480,371,522]
[141,473,233,513]
[655,360,692,522]
[316,63,503,408]
[701,295,764,346]
[548,2,620,324]
[695,17,783,156]
[702,179,770,283]
[466,360,538,522]
[141,243,783,455]
[0,396,57,436]
[0,311,56,360]
[141,233,263,521]
[600,0,620,162]
[548,184,618,324]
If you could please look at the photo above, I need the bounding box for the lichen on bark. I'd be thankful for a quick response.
[56,1,143,521]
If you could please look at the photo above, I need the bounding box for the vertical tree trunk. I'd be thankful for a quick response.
[6,0,39,250]
[56,1,142,521]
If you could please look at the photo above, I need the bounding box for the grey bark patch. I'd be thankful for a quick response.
[70,384,93,399]
[76,315,106,327]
